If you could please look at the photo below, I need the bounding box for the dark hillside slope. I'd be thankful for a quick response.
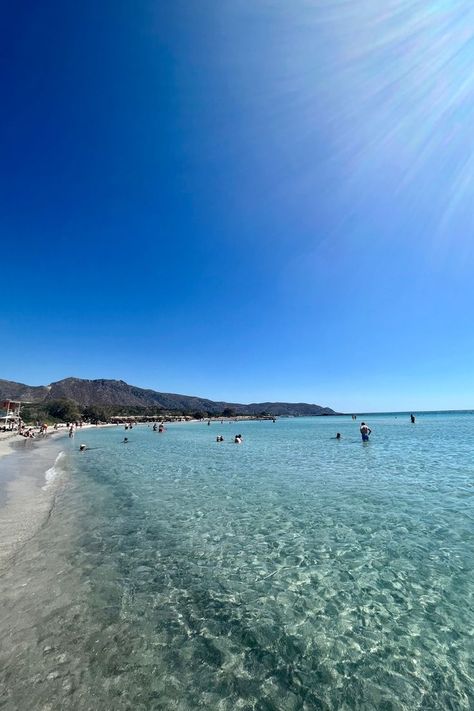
[0,379,49,402]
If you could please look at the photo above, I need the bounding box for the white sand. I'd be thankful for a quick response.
[0,424,124,570]
[0,432,68,570]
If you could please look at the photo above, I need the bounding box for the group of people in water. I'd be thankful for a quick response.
[79,413,419,451]
[335,413,416,442]
[216,433,243,443]
[333,422,371,441]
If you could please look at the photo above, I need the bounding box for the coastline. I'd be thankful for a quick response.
[0,422,104,569]
[0,416,308,572]
[0,423,137,571]
[0,417,224,569]
[0,432,70,571]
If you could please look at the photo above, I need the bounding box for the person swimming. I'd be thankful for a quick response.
[234,435,242,444]
[360,422,371,442]
[123,437,129,443]
[336,432,341,440]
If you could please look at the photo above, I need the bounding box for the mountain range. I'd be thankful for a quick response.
[0,377,337,416]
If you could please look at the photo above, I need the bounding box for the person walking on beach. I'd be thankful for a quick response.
[360,422,371,442]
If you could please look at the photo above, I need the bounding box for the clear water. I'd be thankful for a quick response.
[0,414,473,710]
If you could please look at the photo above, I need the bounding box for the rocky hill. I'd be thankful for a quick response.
[0,379,50,402]
[0,377,337,416]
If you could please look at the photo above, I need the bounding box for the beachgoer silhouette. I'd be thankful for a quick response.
[360,422,371,442]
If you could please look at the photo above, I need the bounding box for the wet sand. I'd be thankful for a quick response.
[0,424,122,571]
[0,431,24,460]
[0,434,68,571]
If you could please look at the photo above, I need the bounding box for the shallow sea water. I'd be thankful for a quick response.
[0,414,473,710]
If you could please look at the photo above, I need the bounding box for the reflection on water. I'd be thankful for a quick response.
[0,415,473,709]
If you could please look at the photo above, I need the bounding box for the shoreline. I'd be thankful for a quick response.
[0,437,65,570]
[0,415,343,571]
[0,422,138,571]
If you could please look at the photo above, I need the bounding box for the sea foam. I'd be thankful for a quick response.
[42,451,66,490]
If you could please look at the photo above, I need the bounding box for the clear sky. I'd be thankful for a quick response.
[1,0,474,412]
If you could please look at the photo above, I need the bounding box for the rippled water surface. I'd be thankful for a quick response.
[1,414,473,710]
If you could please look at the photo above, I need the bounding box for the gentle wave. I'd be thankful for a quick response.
[42,451,66,490]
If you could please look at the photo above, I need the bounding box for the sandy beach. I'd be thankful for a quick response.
[0,430,24,459]
[0,422,145,570]
[0,425,111,570]
[0,431,69,570]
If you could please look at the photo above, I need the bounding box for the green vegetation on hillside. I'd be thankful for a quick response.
[18,400,216,424]
[17,400,280,424]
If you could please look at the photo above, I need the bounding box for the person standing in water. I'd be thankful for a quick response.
[410,413,416,424]
[360,422,371,442]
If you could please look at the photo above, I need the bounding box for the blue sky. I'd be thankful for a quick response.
[1,0,474,412]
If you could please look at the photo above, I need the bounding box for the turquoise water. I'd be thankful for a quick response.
[0,414,473,709]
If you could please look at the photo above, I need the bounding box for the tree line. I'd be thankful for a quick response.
[17,400,253,424]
